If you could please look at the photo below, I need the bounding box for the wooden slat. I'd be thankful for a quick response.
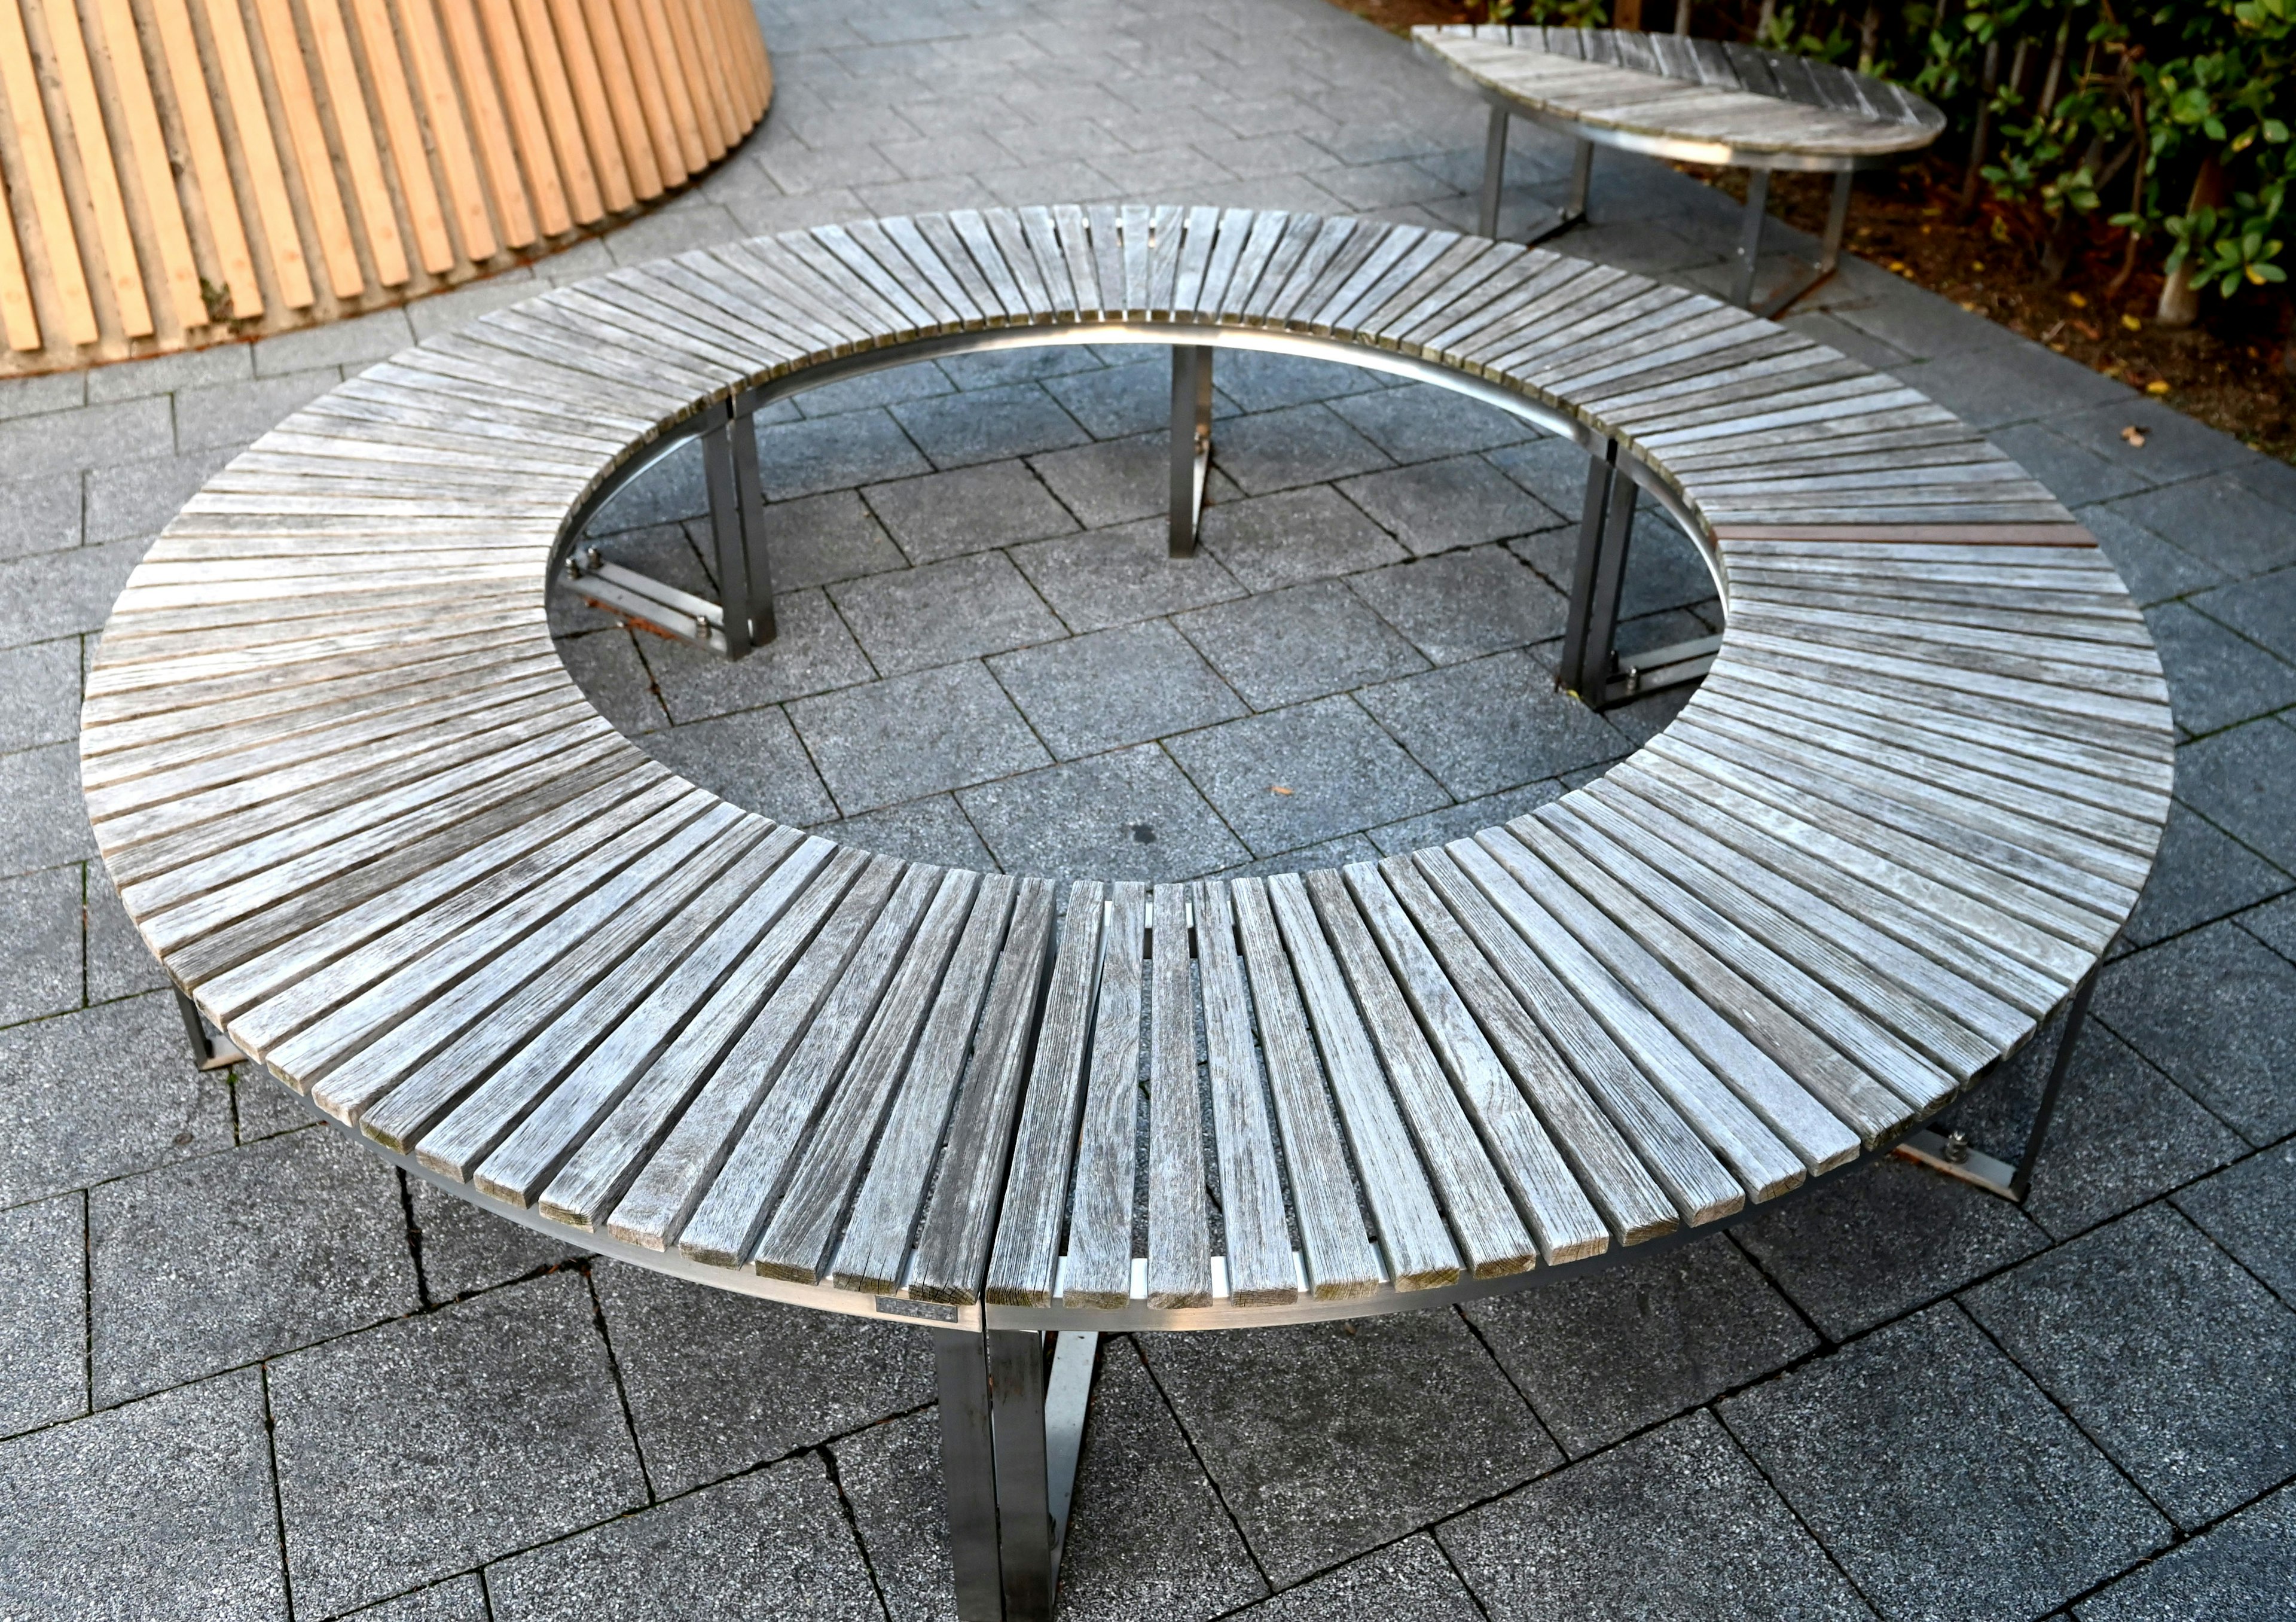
[304,0,411,286]
[1061,882,1146,1309]
[546,0,633,211]
[90,0,206,328]
[1146,883,1211,1308]
[42,0,154,332]
[0,0,94,342]
[347,0,455,274]
[399,0,500,260]
[476,0,571,236]
[437,0,537,246]
[511,0,602,222]
[1192,881,1297,1306]
[249,0,366,297]
[0,161,41,346]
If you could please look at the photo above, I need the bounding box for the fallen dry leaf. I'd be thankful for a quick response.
[2121,425,2148,447]
[2121,313,2144,332]
[1271,785,1293,795]
[2145,380,2171,395]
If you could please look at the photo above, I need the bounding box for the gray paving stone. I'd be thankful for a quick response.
[0,864,81,1028]
[863,460,1078,565]
[1365,778,1568,855]
[2193,563,2296,664]
[758,407,933,499]
[936,347,1104,392]
[1731,1156,2048,1341]
[2095,922,2296,1144]
[789,359,954,418]
[0,639,82,755]
[0,368,87,417]
[1964,1203,2296,1530]
[892,382,1090,469]
[0,992,232,1206]
[1239,1534,1477,1621]
[1043,356,1198,440]
[2077,504,2231,606]
[1043,1337,1264,1620]
[1195,485,1407,592]
[828,1407,956,1622]
[0,394,172,477]
[1176,579,1427,709]
[407,1175,589,1300]
[2077,1481,2296,1621]
[230,1065,320,1141]
[84,447,237,545]
[1011,517,1247,632]
[1336,453,1563,561]
[1827,276,2000,360]
[958,745,1249,880]
[1440,1410,1870,1622]
[2175,1141,2296,1306]
[1464,1235,1818,1459]
[1781,307,1912,373]
[1210,402,1393,494]
[173,370,338,455]
[1028,433,1187,530]
[1483,434,1590,522]
[756,488,911,589]
[1901,340,2132,431]
[0,1194,86,1437]
[831,550,1067,675]
[251,309,414,377]
[993,624,1245,767]
[813,794,997,870]
[84,337,253,400]
[1357,650,1628,799]
[343,1575,489,1621]
[2105,474,2296,581]
[557,628,670,736]
[84,871,172,1003]
[1347,545,1568,666]
[2143,600,2296,736]
[630,705,838,825]
[2050,398,2255,488]
[2173,715,2296,873]
[487,1453,881,1621]
[1992,421,2154,508]
[591,446,708,535]
[0,471,81,561]
[1327,385,1531,467]
[1723,1303,2167,1620]
[1167,696,1449,856]
[593,1261,935,1497]
[0,1370,285,1621]
[2242,890,2296,961]
[1204,351,1384,416]
[2118,800,2291,950]
[638,589,877,724]
[269,1272,647,1616]
[0,537,148,651]
[1140,1309,1556,1586]
[90,1126,419,1401]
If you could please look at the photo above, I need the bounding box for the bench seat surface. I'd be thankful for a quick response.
[83,205,2169,1331]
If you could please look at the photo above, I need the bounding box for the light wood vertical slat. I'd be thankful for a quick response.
[196,0,315,307]
[509,0,598,222]
[304,0,409,285]
[0,169,38,346]
[542,0,627,211]
[603,0,680,187]
[435,0,533,246]
[680,0,736,153]
[41,0,155,333]
[147,0,262,315]
[346,0,452,273]
[630,0,701,173]
[475,0,569,236]
[0,0,96,340]
[657,0,723,160]
[576,0,654,198]
[90,0,207,329]
[393,0,493,260]
[247,0,365,297]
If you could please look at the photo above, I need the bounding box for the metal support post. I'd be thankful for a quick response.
[936,1330,1006,1621]
[936,1328,1101,1622]
[1897,962,2103,1202]
[1525,136,1593,248]
[701,408,775,658]
[174,987,244,1071]
[1751,167,1858,319]
[1558,440,1635,701]
[1732,166,1770,309]
[1477,105,1508,239]
[1169,346,1213,557]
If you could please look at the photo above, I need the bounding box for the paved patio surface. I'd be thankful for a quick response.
[3,0,2294,1617]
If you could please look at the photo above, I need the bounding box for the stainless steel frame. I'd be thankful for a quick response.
[936,1328,1100,1622]
[174,986,245,1071]
[1557,435,1719,708]
[1168,345,1214,557]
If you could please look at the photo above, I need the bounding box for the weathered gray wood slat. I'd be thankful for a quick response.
[1167,205,1221,317]
[1451,836,1808,1202]
[1265,873,1463,1291]
[752,871,999,1285]
[673,863,945,1269]
[606,854,906,1251]
[839,217,962,331]
[1303,868,1538,1278]
[536,846,872,1229]
[1190,207,1256,321]
[1730,605,2169,700]
[1341,863,1610,1264]
[878,215,983,328]
[1190,881,1299,1305]
[899,879,1058,1304]
[984,883,1105,1308]
[1147,883,1212,1309]
[1018,206,1077,314]
[472,834,839,1208]
[1729,580,2152,645]
[1062,883,1147,1309]
[1231,879,1384,1300]
[1144,205,1189,314]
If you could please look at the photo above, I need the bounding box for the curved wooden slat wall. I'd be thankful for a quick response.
[0,0,768,372]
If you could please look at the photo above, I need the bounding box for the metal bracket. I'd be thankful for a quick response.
[937,1327,1101,1621]
[175,987,244,1071]
[1741,167,1855,318]
[568,404,776,660]
[1169,345,1213,557]
[1895,963,2102,1202]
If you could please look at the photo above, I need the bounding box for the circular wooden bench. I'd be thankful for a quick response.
[83,206,2172,1619]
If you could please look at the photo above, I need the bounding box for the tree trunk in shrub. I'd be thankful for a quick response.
[2157,155,2226,328]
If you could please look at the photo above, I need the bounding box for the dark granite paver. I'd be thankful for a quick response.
[1442,1410,1870,1621]
[1347,544,1569,664]
[353,1577,491,1621]
[748,488,909,588]
[1721,1304,2169,1621]
[958,745,1249,880]
[1465,1235,1819,1459]
[90,1126,420,1401]
[2077,1482,2296,1621]
[2193,563,2296,664]
[892,381,1091,468]
[788,661,1052,814]
[1196,486,1408,592]
[408,1173,590,1300]
[2094,921,2296,1143]
[2141,600,2296,736]
[1329,384,1532,465]
[990,621,1246,760]
[1210,402,1393,494]
[1166,696,1449,856]
[0,864,80,1027]
[0,639,80,754]
[830,1408,959,1622]
[631,705,839,825]
[1359,649,1630,798]
[831,551,1068,675]
[637,587,877,723]
[1964,1203,2296,1529]
[1012,519,1247,632]
[863,459,1079,565]
[0,1194,86,1437]
[2115,801,2292,950]
[1241,1533,1480,1620]
[2174,1142,2296,1305]
[2104,473,2296,580]
[1139,1310,1558,1586]
[268,1272,648,1615]
[1176,579,1428,710]
[2167,717,2296,871]
[594,1263,935,1498]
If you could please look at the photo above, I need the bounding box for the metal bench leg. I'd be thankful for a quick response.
[1751,169,1855,320]
[1732,167,1770,309]
[702,408,776,658]
[1558,441,1720,709]
[1477,104,1507,239]
[937,1328,1100,1622]
[1897,961,2102,1201]
[1525,136,1593,248]
[1169,346,1213,557]
[174,986,243,1071]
